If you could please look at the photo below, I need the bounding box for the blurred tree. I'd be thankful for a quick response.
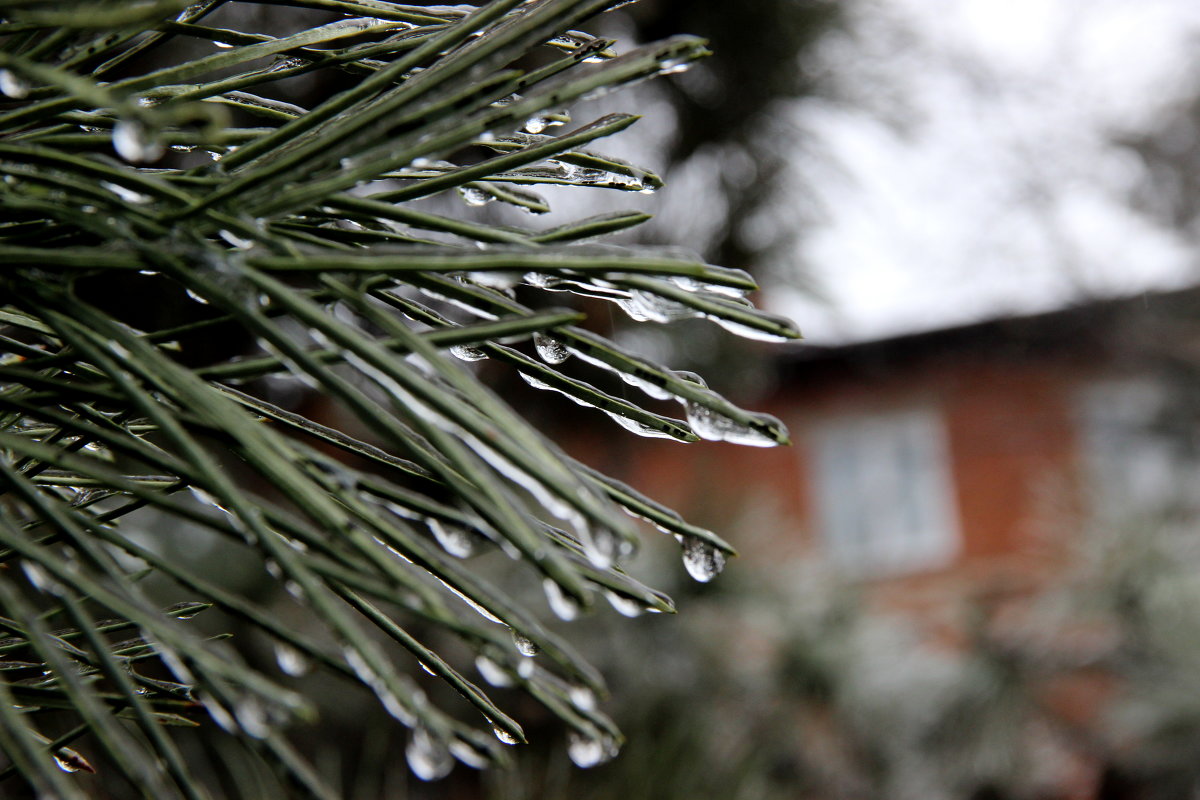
[626,0,841,274]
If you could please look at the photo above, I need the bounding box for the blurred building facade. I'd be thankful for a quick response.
[563,288,1200,799]
[619,289,1195,591]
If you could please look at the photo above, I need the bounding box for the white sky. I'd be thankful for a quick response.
[770,0,1200,345]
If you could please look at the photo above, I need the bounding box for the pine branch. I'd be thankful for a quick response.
[0,1,798,795]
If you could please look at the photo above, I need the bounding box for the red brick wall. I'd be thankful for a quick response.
[567,347,1103,604]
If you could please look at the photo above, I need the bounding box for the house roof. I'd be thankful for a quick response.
[775,286,1200,382]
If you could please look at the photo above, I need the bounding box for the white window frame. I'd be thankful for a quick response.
[809,405,961,577]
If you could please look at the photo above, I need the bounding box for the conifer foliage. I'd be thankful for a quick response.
[0,1,797,796]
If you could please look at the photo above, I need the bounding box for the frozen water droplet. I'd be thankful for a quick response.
[606,412,679,441]
[567,732,616,768]
[523,117,548,134]
[267,56,307,74]
[0,69,30,99]
[407,728,454,781]
[605,591,644,618]
[21,562,61,595]
[113,119,163,163]
[428,518,475,558]
[517,658,535,679]
[617,290,697,323]
[708,315,795,343]
[449,739,490,768]
[439,578,503,624]
[475,655,513,688]
[274,643,309,677]
[519,372,553,392]
[100,181,149,204]
[569,686,596,712]
[524,271,562,288]
[450,344,488,361]
[344,647,416,726]
[419,661,436,676]
[52,747,94,774]
[466,270,520,289]
[235,696,269,739]
[459,186,492,206]
[657,57,692,75]
[53,756,77,773]
[620,371,672,401]
[511,630,539,657]
[582,527,619,568]
[63,484,100,503]
[573,167,607,185]
[683,402,778,447]
[549,31,589,48]
[672,370,707,388]
[201,694,239,734]
[493,724,520,745]
[670,276,748,299]
[218,229,254,249]
[533,332,570,364]
[542,579,580,621]
[185,288,210,305]
[213,40,234,48]
[80,440,110,458]
[681,536,725,583]
[382,502,421,521]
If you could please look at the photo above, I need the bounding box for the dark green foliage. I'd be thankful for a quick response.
[0,1,796,796]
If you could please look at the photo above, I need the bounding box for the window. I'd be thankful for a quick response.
[810,406,960,576]
[1076,377,1200,519]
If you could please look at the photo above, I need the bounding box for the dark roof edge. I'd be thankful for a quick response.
[777,286,1200,367]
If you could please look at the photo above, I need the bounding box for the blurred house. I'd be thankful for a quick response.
[600,287,1200,600]
[562,288,1200,798]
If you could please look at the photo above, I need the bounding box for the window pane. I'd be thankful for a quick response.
[1077,377,1198,518]
[811,407,960,576]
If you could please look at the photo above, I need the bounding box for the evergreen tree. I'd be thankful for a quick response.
[0,1,796,796]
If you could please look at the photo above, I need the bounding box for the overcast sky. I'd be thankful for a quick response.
[769,0,1200,344]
